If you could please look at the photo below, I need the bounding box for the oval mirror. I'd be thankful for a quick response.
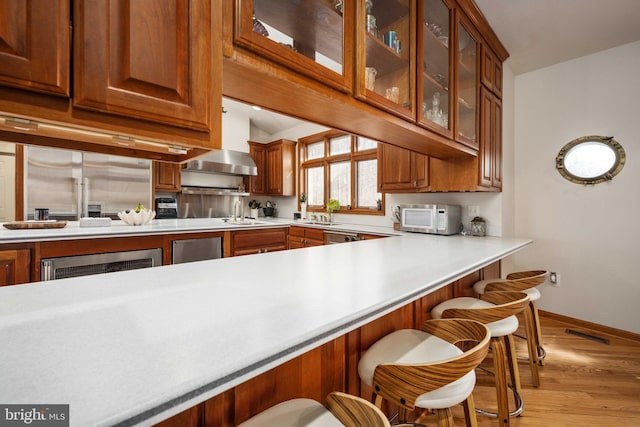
[556,136,625,185]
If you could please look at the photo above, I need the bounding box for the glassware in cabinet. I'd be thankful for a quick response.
[455,16,478,148]
[357,0,414,119]
[418,0,453,136]
[234,0,352,91]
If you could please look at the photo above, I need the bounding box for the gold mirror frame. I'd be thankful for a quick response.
[555,136,626,185]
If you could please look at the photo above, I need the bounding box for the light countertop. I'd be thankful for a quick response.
[0,220,531,426]
[0,217,399,243]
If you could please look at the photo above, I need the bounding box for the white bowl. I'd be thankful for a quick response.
[117,210,156,226]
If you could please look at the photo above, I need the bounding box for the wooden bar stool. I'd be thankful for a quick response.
[237,391,391,427]
[357,318,491,427]
[473,270,549,386]
[431,291,530,426]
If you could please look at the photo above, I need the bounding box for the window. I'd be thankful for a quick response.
[299,130,382,214]
[556,136,626,185]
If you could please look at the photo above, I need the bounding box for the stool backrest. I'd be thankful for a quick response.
[441,291,529,324]
[326,392,391,427]
[504,270,548,286]
[370,319,491,412]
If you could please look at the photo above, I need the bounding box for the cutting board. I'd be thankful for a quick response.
[2,221,68,230]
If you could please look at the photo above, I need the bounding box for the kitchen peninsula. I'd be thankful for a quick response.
[0,219,531,426]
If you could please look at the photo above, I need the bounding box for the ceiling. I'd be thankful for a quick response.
[226,0,640,133]
[475,0,640,75]
[222,97,306,135]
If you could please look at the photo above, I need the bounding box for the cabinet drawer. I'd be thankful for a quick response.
[232,228,288,251]
[305,228,325,242]
[289,226,306,238]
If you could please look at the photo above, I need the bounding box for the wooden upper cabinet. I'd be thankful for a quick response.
[378,143,429,192]
[0,249,31,286]
[266,140,295,196]
[248,143,267,195]
[234,0,353,92]
[73,0,211,130]
[454,13,479,150]
[0,0,70,96]
[356,0,415,120]
[481,44,502,97]
[153,162,181,193]
[478,86,501,189]
[248,139,295,196]
[418,0,454,139]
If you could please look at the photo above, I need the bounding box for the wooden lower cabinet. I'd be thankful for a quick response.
[288,226,325,249]
[153,405,204,427]
[154,261,500,426]
[229,228,288,256]
[0,249,31,286]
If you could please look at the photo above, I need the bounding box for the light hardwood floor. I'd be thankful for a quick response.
[413,313,640,426]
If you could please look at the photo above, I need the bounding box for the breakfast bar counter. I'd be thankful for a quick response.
[0,229,531,426]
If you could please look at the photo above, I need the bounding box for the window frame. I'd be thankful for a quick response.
[555,135,626,185]
[298,130,383,215]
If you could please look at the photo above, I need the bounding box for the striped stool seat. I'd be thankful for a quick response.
[357,318,490,427]
[238,392,390,427]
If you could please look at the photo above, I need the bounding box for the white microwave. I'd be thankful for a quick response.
[399,204,462,235]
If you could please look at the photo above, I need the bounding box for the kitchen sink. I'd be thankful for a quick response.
[224,220,272,226]
[297,220,340,226]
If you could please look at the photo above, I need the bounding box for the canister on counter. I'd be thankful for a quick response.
[34,208,49,221]
[471,216,486,236]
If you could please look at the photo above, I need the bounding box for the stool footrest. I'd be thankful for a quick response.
[474,367,525,418]
[513,333,547,363]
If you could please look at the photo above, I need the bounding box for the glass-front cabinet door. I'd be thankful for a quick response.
[455,15,478,149]
[418,0,453,137]
[234,0,353,91]
[356,0,414,119]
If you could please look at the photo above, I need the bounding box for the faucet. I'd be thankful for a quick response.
[233,200,243,221]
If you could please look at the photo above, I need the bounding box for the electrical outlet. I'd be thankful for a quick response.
[549,271,560,286]
[468,205,480,217]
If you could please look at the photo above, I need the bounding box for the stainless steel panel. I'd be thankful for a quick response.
[24,146,82,219]
[177,192,247,218]
[82,152,151,217]
[172,237,222,264]
[183,149,257,176]
[24,146,151,220]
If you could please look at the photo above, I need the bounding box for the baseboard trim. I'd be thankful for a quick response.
[540,310,640,343]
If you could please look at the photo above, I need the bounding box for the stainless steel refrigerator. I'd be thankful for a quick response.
[24,146,152,220]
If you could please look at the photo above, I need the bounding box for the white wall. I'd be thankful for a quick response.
[511,40,640,333]
[221,107,251,152]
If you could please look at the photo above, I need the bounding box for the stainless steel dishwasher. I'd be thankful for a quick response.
[172,237,222,264]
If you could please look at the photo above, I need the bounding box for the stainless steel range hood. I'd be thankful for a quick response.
[183,149,257,176]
